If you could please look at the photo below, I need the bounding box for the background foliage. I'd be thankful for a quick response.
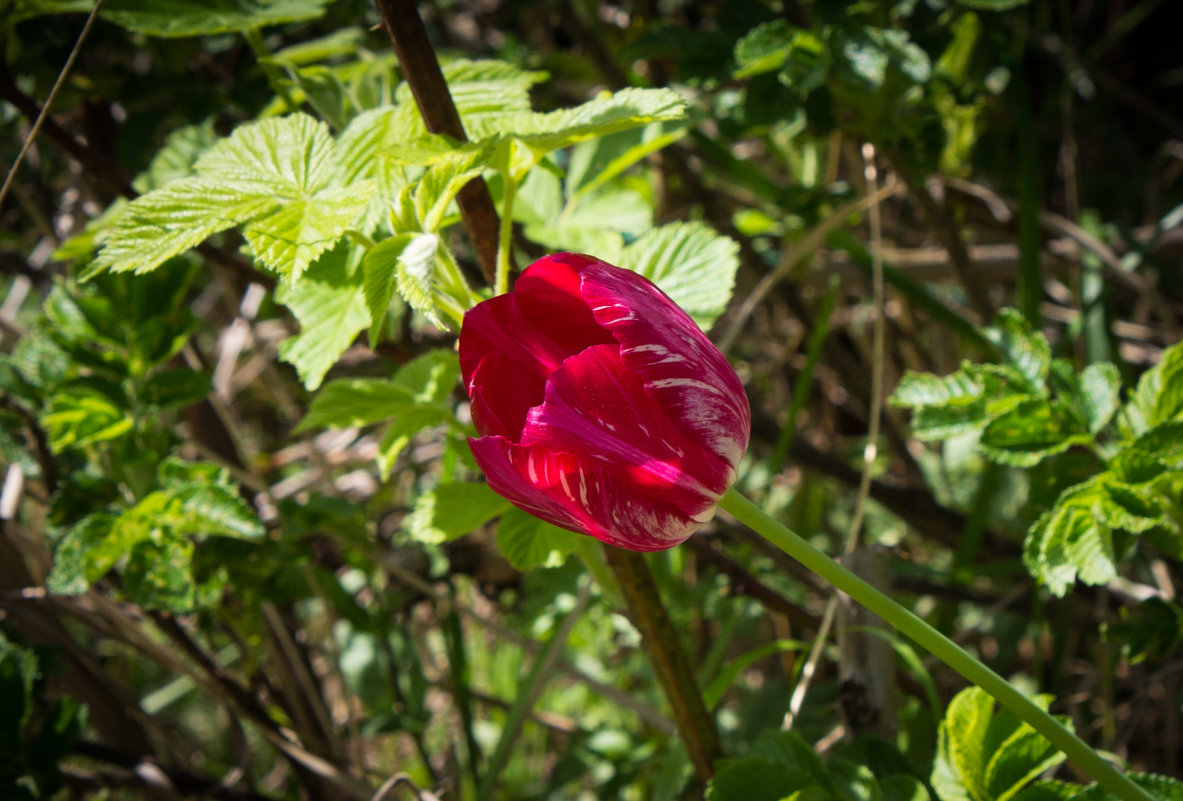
[2,0,1183,799]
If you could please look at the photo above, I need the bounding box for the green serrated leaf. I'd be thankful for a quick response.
[979,398,1086,467]
[299,379,415,431]
[404,482,510,544]
[1110,447,1167,484]
[99,0,329,37]
[1027,500,1116,596]
[1118,341,1183,438]
[1102,481,1165,533]
[733,20,794,79]
[1064,773,1183,801]
[390,349,460,404]
[133,120,218,193]
[276,245,370,390]
[932,720,974,801]
[195,113,337,194]
[380,233,444,329]
[396,59,547,139]
[123,535,195,612]
[496,508,583,571]
[335,106,418,184]
[362,233,414,342]
[566,121,687,201]
[891,370,984,408]
[96,114,362,279]
[707,757,814,801]
[986,309,1052,389]
[165,480,265,540]
[376,406,450,480]
[47,514,119,595]
[985,716,1067,801]
[413,143,497,232]
[244,182,371,280]
[92,179,273,275]
[1128,421,1183,470]
[299,350,457,476]
[1012,783,1083,801]
[41,390,133,452]
[477,87,687,156]
[945,687,993,801]
[1076,362,1121,434]
[910,401,988,441]
[619,221,739,329]
[515,168,648,261]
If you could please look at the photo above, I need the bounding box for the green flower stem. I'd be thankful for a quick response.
[716,487,1154,801]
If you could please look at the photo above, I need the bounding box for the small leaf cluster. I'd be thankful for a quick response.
[892,310,1183,597]
[76,58,699,392]
[0,268,206,483]
[0,634,86,800]
[731,5,1005,171]
[708,728,929,801]
[933,687,1066,801]
[47,458,264,612]
[933,687,1182,801]
[0,269,262,612]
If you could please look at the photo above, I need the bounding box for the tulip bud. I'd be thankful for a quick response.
[459,253,750,551]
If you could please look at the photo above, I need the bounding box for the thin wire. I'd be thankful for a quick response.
[0,0,107,209]
[784,142,888,731]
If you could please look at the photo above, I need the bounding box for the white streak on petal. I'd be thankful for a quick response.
[644,378,725,395]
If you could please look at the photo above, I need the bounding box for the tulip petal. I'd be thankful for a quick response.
[577,260,751,472]
[513,255,616,358]
[458,292,565,392]
[520,343,727,520]
[467,350,546,440]
[469,434,704,551]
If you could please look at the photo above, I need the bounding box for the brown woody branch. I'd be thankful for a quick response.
[375,0,502,286]
[602,547,721,786]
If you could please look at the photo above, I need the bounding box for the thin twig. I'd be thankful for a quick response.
[0,0,106,208]
[718,181,901,353]
[784,144,888,729]
[845,143,887,552]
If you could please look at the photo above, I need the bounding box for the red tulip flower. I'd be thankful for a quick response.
[459,253,750,551]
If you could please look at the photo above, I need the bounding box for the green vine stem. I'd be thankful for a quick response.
[716,487,1154,801]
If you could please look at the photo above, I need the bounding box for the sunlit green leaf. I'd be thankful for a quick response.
[276,246,370,390]
[891,369,983,408]
[405,481,510,544]
[979,398,1086,467]
[496,508,583,571]
[619,221,739,329]
[1118,341,1183,439]
[99,0,330,37]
